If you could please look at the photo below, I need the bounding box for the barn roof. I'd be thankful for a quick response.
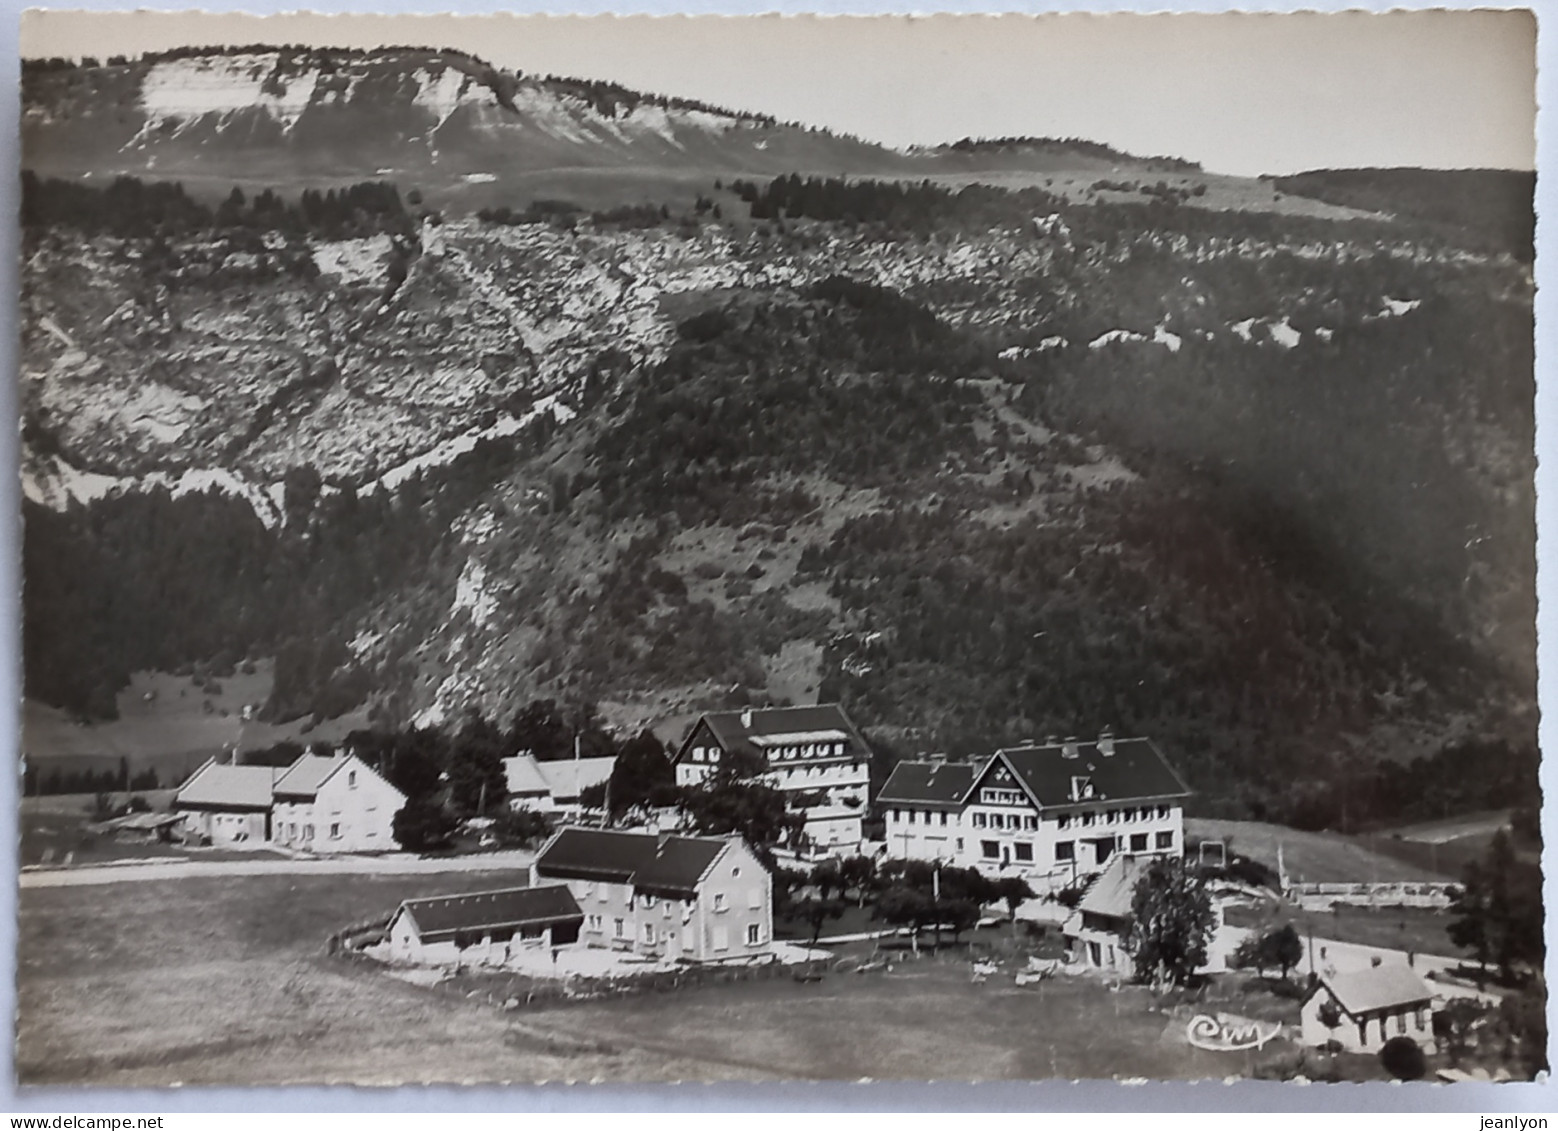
[535,756,616,802]
[533,827,739,895]
[994,737,1190,809]
[1322,965,1435,1016]
[876,759,984,806]
[502,755,551,797]
[534,828,659,882]
[397,885,582,943]
[1077,853,1156,921]
[680,704,869,764]
[273,754,344,798]
[631,836,728,898]
[174,760,280,810]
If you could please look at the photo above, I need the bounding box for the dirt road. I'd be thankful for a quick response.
[19,848,536,888]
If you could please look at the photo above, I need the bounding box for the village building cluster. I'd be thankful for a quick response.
[166,704,1489,1068]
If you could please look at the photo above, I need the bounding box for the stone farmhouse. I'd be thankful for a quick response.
[174,751,404,853]
[533,827,773,963]
[1300,965,1437,1055]
[671,704,871,850]
[876,733,1190,891]
[387,885,584,966]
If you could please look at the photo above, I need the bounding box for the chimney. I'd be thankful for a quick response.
[740,708,754,730]
[927,751,946,767]
[1061,737,1081,759]
[1098,728,1116,757]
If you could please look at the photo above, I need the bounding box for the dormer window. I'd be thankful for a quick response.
[1070,775,1094,801]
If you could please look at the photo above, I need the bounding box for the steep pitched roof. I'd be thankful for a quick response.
[1077,853,1156,921]
[534,828,657,883]
[397,885,582,943]
[503,754,550,797]
[535,756,616,802]
[632,836,728,898]
[993,737,1190,809]
[1322,965,1434,1016]
[174,759,280,810]
[679,704,869,764]
[273,754,344,799]
[876,759,984,806]
[533,827,743,896]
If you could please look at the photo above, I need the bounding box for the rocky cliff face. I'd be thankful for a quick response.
[19,48,1536,822]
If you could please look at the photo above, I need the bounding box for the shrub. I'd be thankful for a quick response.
[1379,1035,1427,1081]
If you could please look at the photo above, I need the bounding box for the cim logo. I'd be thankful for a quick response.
[1186,1012,1282,1052]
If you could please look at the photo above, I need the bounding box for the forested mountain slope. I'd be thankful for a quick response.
[20,50,1536,828]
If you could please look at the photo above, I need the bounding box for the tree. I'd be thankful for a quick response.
[1435,998,1489,1066]
[1123,857,1215,987]
[1379,1036,1427,1081]
[676,766,803,864]
[603,729,677,818]
[446,714,507,815]
[838,854,878,906]
[1260,923,1304,981]
[392,797,457,851]
[993,876,1035,924]
[938,898,981,945]
[875,884,935,953]
[792,895,846,947]
[1448,830,1543,984]
[811,858,845,901]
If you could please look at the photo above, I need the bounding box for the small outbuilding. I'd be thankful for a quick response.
[1300,964,1436,1055]
[387,884,584,966]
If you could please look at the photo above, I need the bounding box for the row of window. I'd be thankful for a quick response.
[1056,806,1172,830]
[583,915,765,948]
[579,881,761,912]
[975,831,1175,864]
[686,743,852,764]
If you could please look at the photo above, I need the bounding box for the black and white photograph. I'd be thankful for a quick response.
[11,7,1544,1090]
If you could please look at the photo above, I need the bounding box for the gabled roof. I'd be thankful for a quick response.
[273,754,345,799]
[396,885,582,943]
[533,827,742,896]
[535,756,616,802]
[1077,853,1155,921]
[1321,965,1434,1016]
[174,759,280,810]
[876,759,985,806]
[503,754,551,797]
[632,837,728,899]
[678,704,869,764]
[990,737,1190,809]
[534,828,659,883]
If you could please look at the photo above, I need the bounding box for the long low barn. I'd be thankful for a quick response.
[387,884,583,966]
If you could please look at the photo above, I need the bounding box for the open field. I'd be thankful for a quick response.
[1223,902,1466,963]
[21,871,1344,1086]
[1188,818,1456,884]
[23,663,369,788]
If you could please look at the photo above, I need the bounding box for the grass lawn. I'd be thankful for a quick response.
[1223,901,1465,961]
[20,869,1344,1086]
[1187,818,1455,883]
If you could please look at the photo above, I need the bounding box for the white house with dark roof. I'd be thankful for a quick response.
[387,885,584,966]
[671,705,871,849]
[173,758,282,846]
[532,827,772,962]
[271,752,404,853]
[877,733,1190,891]
[1300,964,1437,1054]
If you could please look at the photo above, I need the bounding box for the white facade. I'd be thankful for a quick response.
[879,741,1188,892]
[675,709,870,850]
[271,754,405,853]
[1300,976,1436,1055]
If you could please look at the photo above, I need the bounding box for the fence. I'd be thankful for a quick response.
[1286,881,1457,910]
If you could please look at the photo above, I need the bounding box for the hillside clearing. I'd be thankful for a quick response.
[1187,818,1455,884]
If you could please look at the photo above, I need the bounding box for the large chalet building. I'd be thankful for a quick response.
[876,733,1190,892]
[671,705,871,849]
